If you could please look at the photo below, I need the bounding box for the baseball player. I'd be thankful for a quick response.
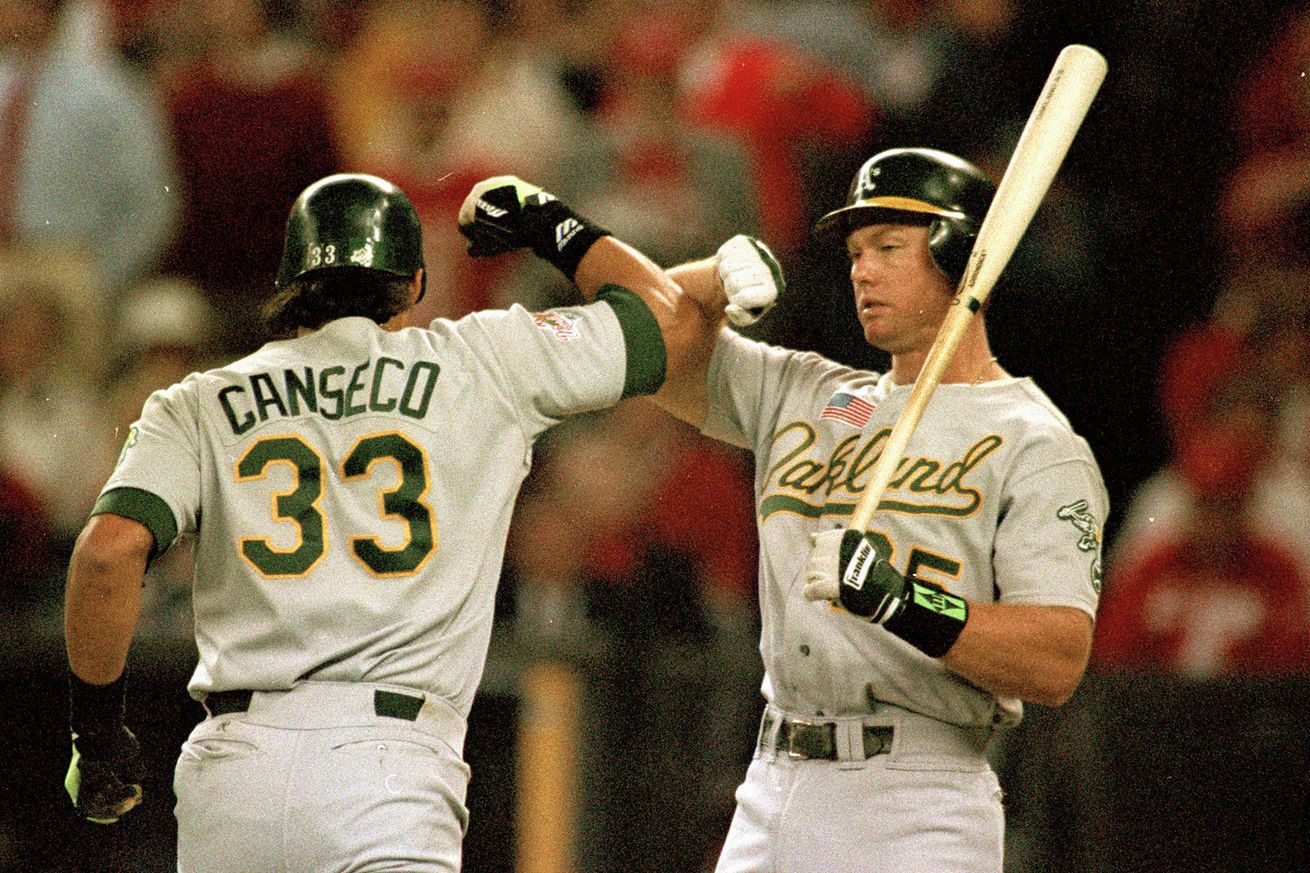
[61,172,771,871]
[657,147,1109,872]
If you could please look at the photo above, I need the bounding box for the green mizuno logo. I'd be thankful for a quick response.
[913,586,967,620]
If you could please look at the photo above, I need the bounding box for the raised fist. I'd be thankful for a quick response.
[715,235,782,327]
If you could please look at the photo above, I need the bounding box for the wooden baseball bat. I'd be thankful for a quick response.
[848,44,1108,533]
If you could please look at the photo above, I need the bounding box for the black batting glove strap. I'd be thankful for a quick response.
[883,578,969,658]
[520,196,611,281]
[69,671,127,740]
[73,724,143,773]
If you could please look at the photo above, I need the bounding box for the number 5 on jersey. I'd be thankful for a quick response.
[235,432,435,578]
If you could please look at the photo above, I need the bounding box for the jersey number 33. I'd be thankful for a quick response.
[235,432,435,579]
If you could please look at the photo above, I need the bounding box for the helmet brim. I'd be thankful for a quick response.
[813,196,964,243]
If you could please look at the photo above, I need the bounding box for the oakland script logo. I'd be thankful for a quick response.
[759,422,1003,521]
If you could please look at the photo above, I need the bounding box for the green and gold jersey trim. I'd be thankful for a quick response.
[597,284,667,398]
[91,487,178,560]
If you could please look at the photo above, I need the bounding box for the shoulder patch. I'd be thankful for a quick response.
[532,309,584,342]
[1057,499,1104,593]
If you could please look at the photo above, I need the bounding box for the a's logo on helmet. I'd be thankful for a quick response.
[350,243,374,267]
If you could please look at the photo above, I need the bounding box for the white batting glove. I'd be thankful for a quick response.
[802,529,844,604]
[716,234,781,327]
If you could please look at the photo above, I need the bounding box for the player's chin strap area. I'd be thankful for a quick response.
[755,703,994,771]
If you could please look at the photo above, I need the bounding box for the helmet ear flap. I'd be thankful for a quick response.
[927,217,978,287]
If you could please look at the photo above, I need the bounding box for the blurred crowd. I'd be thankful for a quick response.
[3,0,1310,870]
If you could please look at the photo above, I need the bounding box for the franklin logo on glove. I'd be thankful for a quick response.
[842,536,875,591]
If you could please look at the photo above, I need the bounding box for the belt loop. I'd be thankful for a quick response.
[835,720,867,770]
[761,706,782,762]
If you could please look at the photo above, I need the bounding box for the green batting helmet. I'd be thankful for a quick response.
[814,148,995,285]
[276,173,426,298]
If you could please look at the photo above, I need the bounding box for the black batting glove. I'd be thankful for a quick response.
[66,673,144,823]
[804,529,909,621]
[804,529,969,657]
[457,175,610,281]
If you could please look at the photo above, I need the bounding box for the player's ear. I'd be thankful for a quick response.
[412,268,426,305]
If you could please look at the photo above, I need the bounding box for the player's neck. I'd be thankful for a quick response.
[890,333,1004,387]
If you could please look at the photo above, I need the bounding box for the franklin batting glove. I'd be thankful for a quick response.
[715,234,782,327]
[458,175,610,281]
[66,672,144,823]
[804,528,968,657]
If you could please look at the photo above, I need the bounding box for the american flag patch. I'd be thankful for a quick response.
[819,392,875,427]
[532,310,583,342]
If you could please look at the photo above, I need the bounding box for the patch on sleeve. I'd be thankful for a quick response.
[115,425,140,468]
[532,310,585,342]
[1057,499,1104,593]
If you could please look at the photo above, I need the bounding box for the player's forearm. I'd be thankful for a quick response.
[65,516,152,684]
[648,259,729,428]
[574,236,683,308]
[941,601,1093,707]
[577,239,725,428]
[666,258,730,321]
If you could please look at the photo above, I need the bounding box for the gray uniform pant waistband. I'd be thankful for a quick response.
[758,702,994,769]
[200,681,468,755]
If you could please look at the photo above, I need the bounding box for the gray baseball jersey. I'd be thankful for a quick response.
[94,289,663,717]
[703,330,1107,728]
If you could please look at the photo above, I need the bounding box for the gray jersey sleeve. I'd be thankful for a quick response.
[703,329,856,450]
[445,286,666,438]
[93,377,202,557]
[995,455,1107,617]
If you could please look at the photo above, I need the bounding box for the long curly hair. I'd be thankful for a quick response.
[262,268,414,338]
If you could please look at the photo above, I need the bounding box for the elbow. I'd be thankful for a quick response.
[69,515,154,580]
[1029,674,1082,708]
[1026,648,1092,708]
[1024,608,1094,707]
